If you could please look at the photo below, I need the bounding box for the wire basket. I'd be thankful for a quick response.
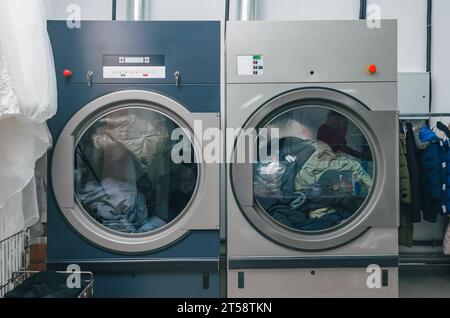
[0,229,30,298]
[5,271,94,298]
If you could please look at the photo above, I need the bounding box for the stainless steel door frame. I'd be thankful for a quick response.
[230,87,399,251]
[52,90,219,253]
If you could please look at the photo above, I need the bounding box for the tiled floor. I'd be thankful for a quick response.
[400,268,450,298]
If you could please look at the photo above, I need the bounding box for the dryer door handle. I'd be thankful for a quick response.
[52,134,75,209]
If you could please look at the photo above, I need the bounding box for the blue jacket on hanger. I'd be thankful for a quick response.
[418,125,447,223]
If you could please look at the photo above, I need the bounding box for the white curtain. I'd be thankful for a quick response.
[0,0,57,240]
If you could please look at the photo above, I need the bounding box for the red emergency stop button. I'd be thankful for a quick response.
[63,69,73,78]
[366,64,377,74]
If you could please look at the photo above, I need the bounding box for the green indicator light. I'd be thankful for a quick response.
[253,55,261,60]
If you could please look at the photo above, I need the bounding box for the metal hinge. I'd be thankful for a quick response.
[174,71,181,87]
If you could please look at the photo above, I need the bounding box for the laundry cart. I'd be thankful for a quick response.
[3,271,94,298]
[0,230,30,298]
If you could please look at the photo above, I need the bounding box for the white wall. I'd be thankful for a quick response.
[117,0,225,20]
[256,0,426,72]
[256,0,359,20]
[48,0,112,20]
[113,0,226,20]
[368,0,427,72]
[48,0,226,21]
[431,0,450,114]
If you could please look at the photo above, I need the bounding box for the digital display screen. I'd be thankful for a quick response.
[103,54,165,79]
[124,57,145,64]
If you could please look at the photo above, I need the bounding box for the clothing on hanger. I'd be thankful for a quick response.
[405,122,422,223]
[437,121,450,139]
[399,124,413,247]
[418,125,447,223]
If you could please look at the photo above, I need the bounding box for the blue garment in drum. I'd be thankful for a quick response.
[296,213,343,231]
[290,192,307,209]
[77,178,167,232]
[260,191,363,231]
[136,216,168,233]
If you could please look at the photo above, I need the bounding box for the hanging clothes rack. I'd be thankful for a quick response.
[413,240,443,247]
[398,110,450,265]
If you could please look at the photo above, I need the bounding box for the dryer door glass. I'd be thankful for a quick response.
[74,107,198,234]
[254,105,374,233]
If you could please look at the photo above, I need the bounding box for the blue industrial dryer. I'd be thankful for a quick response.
[46,21,221,298]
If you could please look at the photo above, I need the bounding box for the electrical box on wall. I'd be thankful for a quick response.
[398,72,430,119]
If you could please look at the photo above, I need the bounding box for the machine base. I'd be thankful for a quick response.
[228,267,398,298]
[48,260,220,298]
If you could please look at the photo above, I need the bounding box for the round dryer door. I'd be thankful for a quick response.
[74,107,197,234]
[52,90,217,253]
[231,88,393,251]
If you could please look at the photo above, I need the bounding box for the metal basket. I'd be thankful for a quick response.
[6,271,94,298]
[0,230,30,298]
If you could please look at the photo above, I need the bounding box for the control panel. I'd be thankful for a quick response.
[103,54,166,79]
[237,55,264,76]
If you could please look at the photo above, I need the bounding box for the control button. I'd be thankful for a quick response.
[259,66,263,69]
[366,64,377,74]
[253,61,258,65]
[253,71,258,75]
[63,69,73,78]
